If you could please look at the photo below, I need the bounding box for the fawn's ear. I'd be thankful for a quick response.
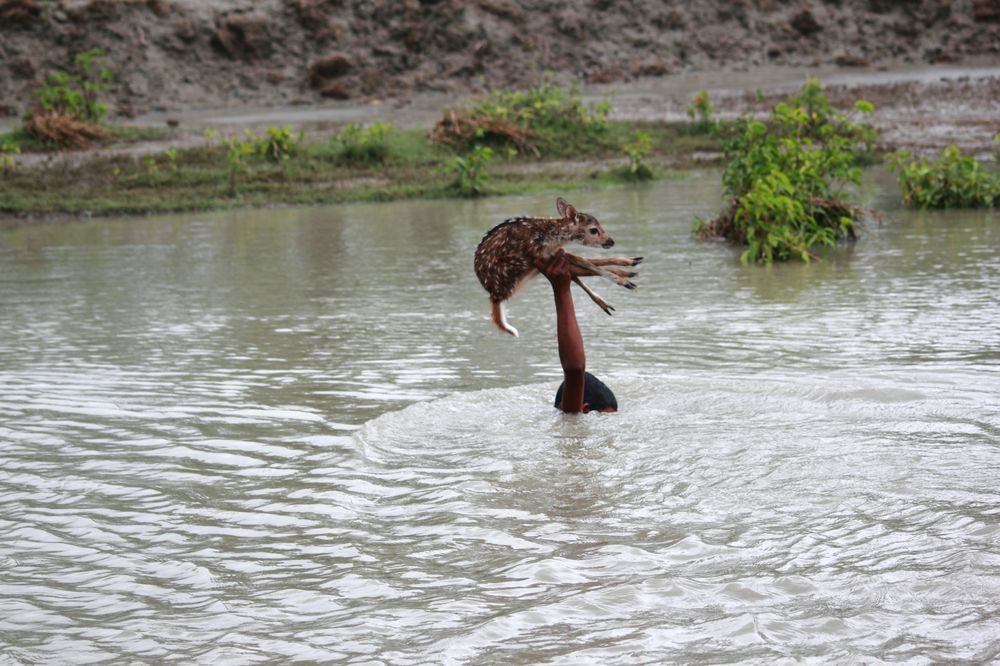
[556,197,576,219]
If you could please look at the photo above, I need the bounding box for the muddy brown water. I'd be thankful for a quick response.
[1,173,999,662]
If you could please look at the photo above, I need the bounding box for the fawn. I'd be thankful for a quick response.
[474,197,642,337]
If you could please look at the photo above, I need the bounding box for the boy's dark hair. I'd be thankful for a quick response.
[554,371,617,412]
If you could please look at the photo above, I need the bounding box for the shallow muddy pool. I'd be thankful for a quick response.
[1,174,998,663]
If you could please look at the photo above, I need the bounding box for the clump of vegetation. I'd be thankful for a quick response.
[619,130,654,181]
[24,49,113,148]
[164,148,178,173]
[430,80,609,157]
[222,131,258,195]
[1,141,18,173]
[333,122,394,165]
[686,89,715,133]
[256,125,302,163]
[697,79,877,264]
[35,48,112,123]
[450,145,493,196]
[887,146,1000,209]
[22,110,110,148]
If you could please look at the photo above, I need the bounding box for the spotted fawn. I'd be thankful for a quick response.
[474,197,642,337]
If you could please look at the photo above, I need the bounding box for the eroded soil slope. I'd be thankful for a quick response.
[2,0,999,117]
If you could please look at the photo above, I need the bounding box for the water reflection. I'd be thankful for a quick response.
[1,174,998,662]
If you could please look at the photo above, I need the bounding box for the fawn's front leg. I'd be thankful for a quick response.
[587,256,644,268]
[563,252,639,290]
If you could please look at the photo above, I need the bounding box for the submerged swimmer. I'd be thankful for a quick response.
[536,249,618,414]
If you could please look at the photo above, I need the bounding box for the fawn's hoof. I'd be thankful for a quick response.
[631,257,644,266]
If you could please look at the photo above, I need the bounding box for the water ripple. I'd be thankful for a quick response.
[1,182,999,662]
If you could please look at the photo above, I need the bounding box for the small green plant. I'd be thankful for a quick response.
[35,49,112,123]
[621,130,654,181]
[697,79,876,264]
[256,125,302,163]
[222,132,256,195]
[143,155,158,176]
[1,141,19,172]
[333,122,393,164]
[164,148,178,173]
[451,145,493,196]
[887,146,1000,209]
[686,89,714,132]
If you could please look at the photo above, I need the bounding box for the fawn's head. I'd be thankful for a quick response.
[556,197,615,249]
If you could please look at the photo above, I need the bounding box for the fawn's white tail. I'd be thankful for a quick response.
[491,301,519,337]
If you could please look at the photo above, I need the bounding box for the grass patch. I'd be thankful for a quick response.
[430,80,611,158]
[1,111,718,219]
[1,81,728,219]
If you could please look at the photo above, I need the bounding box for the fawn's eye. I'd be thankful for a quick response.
[589,228,599,235]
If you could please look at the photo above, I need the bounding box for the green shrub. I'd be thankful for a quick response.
[887,146,999,209]
[35,49,112,123]
[450,145,493,196]
[686,89,714,133]
[697,79,876,264]
[1,141,19,172]
[222,132,257,194]
[333,122,393,164]
[431,80,609,156]
[621,130,654,181]
[256,125,302,163]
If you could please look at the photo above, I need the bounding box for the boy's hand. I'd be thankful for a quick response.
[535,249,573,288]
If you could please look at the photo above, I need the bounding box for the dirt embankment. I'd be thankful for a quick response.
[1,0,999,118]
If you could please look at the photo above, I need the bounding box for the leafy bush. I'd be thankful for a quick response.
[22,49,114,149]
[256,125,302,163]
[697,79,877,264]
[450,145,493,196]
[686,89,714,133]
[621,130,654,181]
[887,146,999,209]
[333,122,393,164]
[1,140,20,172]
[431,80,609,156]
[35,49,112,123]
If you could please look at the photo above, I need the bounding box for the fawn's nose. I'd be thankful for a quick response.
[602,238,615,249]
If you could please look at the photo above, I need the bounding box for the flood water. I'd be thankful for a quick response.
[1,174,999,663]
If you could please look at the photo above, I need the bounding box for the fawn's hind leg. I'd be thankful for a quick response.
[572,276,615,316]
